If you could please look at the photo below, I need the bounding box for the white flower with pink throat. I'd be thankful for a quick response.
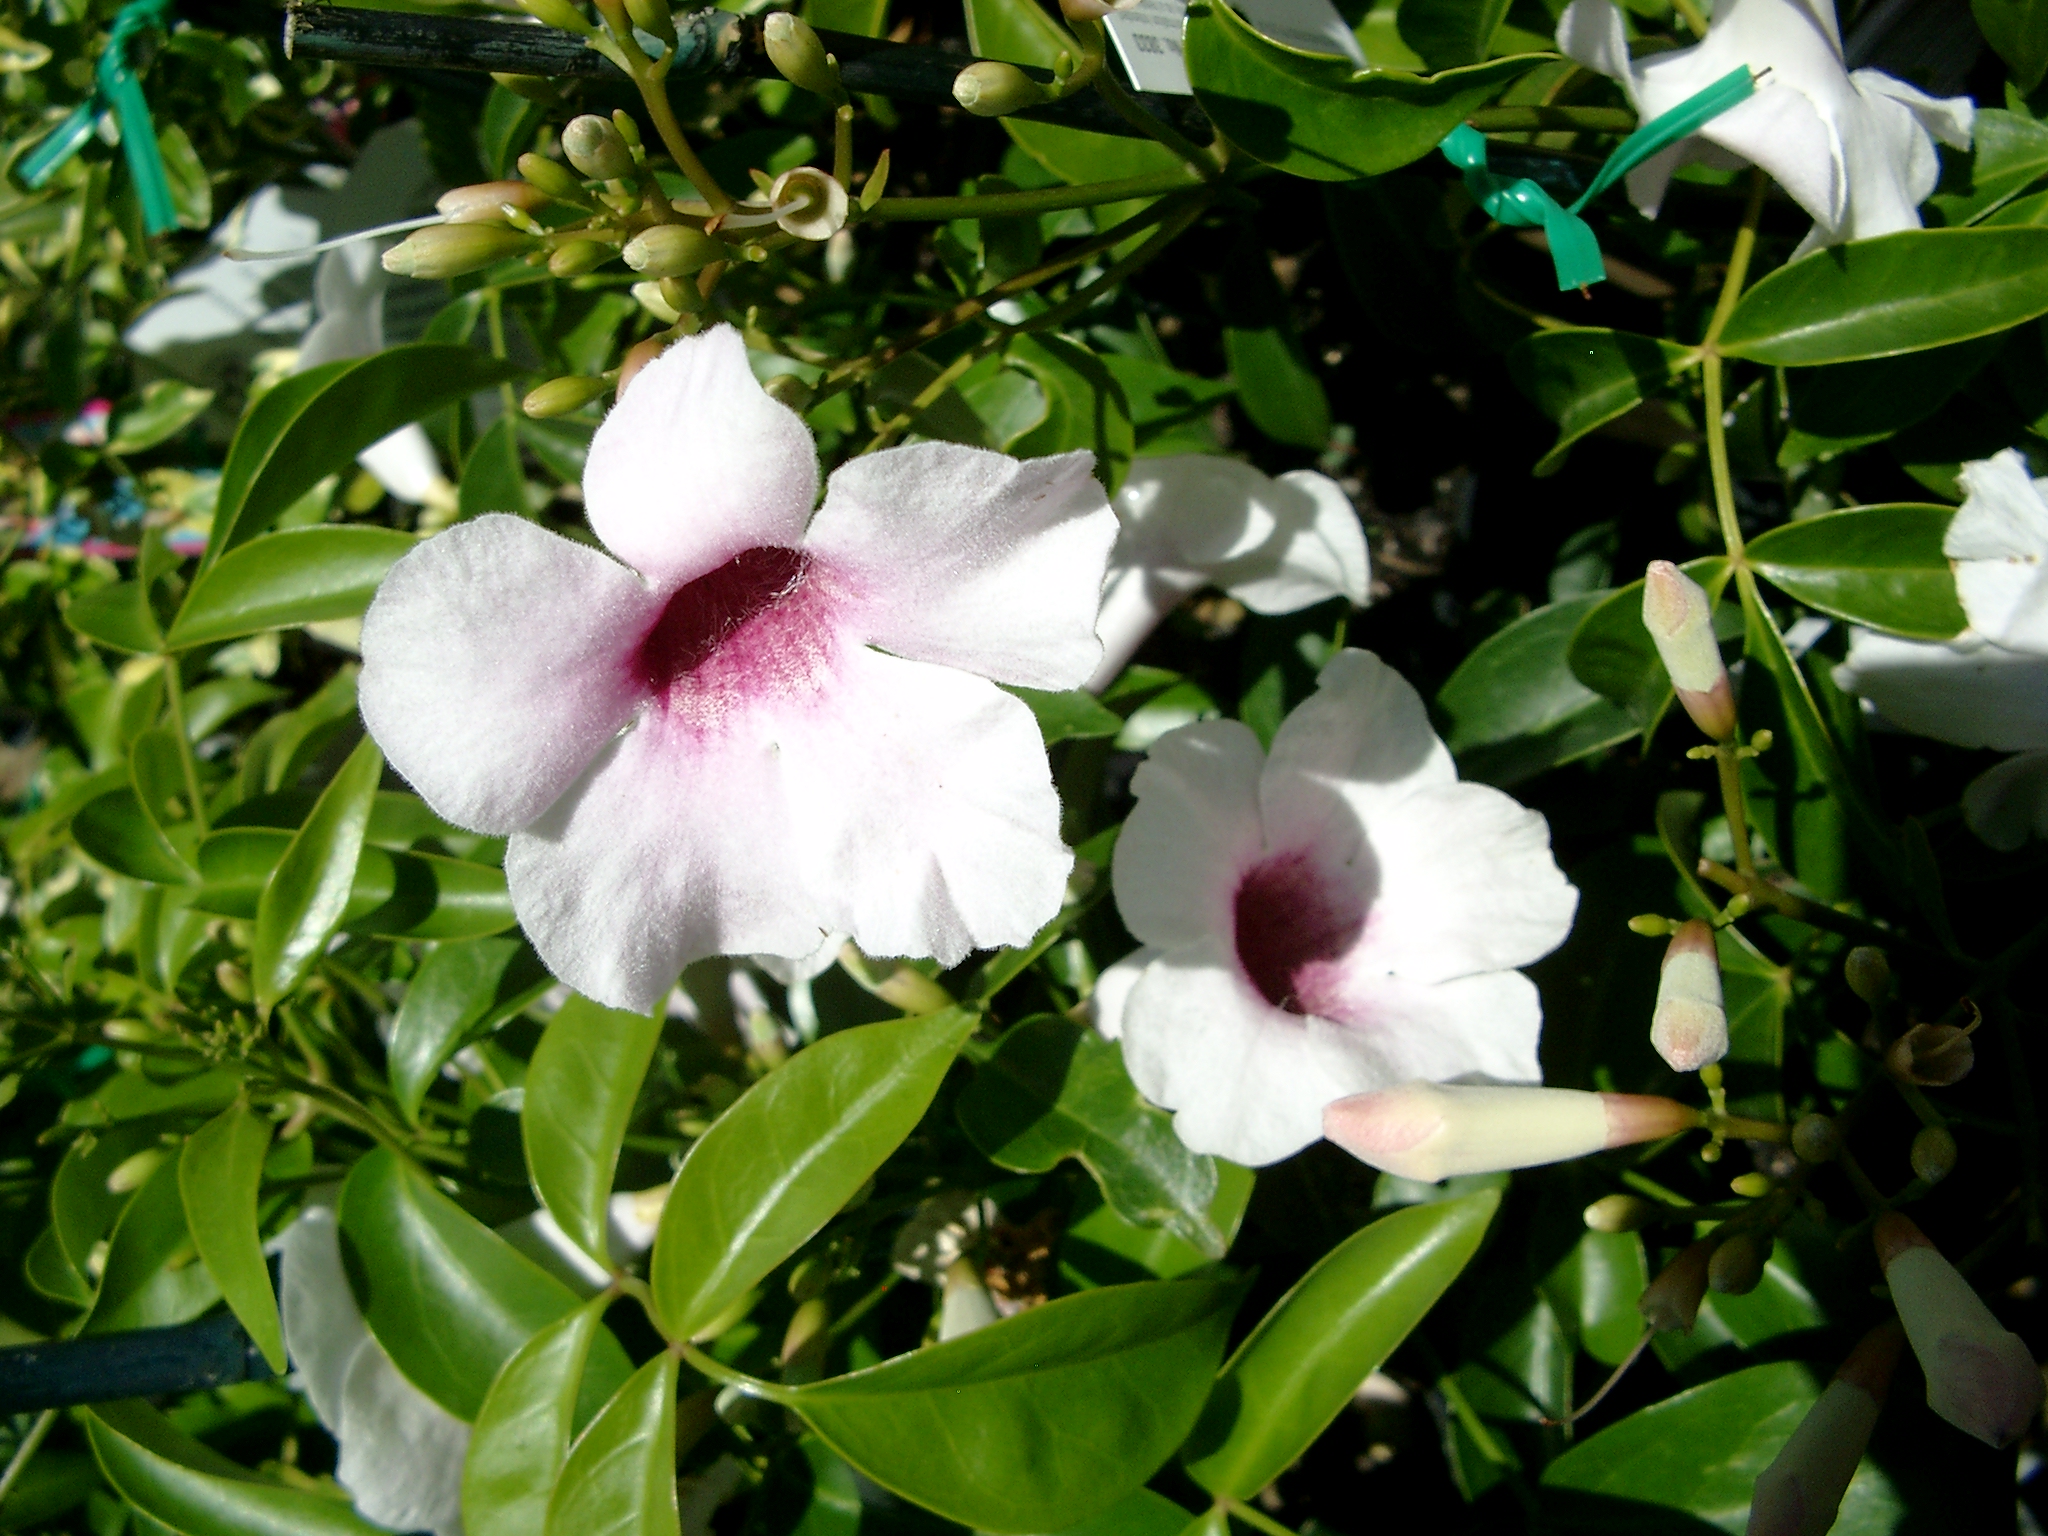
[359,325,1117,1011]
[1094,650,1579,1167]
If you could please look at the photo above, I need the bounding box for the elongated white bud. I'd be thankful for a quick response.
[1875,1213,2043,1447]
[436,180,550,224]
[763,12,839,98]
[1652,918,1727,1072]
[1747,1320,1903,1536]
[562,113,634,181]
[1643,560,1735,741]
[1322,1081,1703,1183]
[952,60,1049,116]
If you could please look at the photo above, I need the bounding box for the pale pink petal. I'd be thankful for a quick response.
[335,1339,469,1536]
[1214,470,1368,614]
[1088,946,1159,1040]
[1303,970,1545,1086]
[504,716,824,1013]
[1950,451,2048,654]
[1089,563,1207,691]
[360,514,659,835]
[583,325,819,589]
[776,646,1073,963]
[1259,650,1454,861]
[1115,456,1283,569]
[804,443,1116,689]
[1963,751,2048,852]
[1112,720,1267,952]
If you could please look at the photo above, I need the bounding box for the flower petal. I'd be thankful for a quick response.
[1090,564,1206,691]
[277,1204,368,1434]
[1308,969,1546,1086]
[805,443,1116,689]
[1215,470,1369,614]
[1089,946,1159,1040]
[777,646,1073,964]
[1112,719,1267,951]
[1964,751,2048,852]
[1114,456,1282,569]
[335,1338,470,1536]
[1118,941,1375,1165]
[1854,69,1974,150]
[504,714,823,1013]
[583,325,819,589]
[360,514,658,834]
[1949,450,2048,653]
[357,425,449,508]
[1556,0,1636,100]
[1833,629,2048,750]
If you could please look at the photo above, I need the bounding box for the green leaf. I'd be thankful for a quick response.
[50,1116,178,1277]
[1184,0,1543,180]
[1223,324,1331,449]
[202,345,521,575]
[1182,1190,1498,1499]
[526,995,663,1265]
[461,416,538,520]
[86,1399,387,1536]
[1437,592,1638,787]
[1008,334,1136,493]
[1540,1361,1903,1530]
[390,938,553,1124]
[1718,932,1789,1124]
[182,677,287,739]
[1396,0,1512,71]
[959,1015,1225,1257]
[1004,686,1124,744]
[252,735,384,1012]
[1064,1162,1254,1284]
[167,527,417,649]
[194,828,516,939]
[960,364,1051,451]
[157,122,211,229]
[652,1009,976,1339]
[108,380,215,456]
[1931,110,2048,224]
[787,1271,1243,1533]
[1972,0,2048,93]
[83,1149,222,1336]
[27,1224,92,1307]
[74,787,196,885]
[1101,355,1236,455]
[543,1353,681,1536]
[1717,228,2048,365]
[130,725,192,840]
[1539,1229,1647,1367]
[66,578,162,653]
[1743,505,1966,640]
[1566,558,1729,727]
[1777,335,2000,464]
[805,0,887,36]
[1506,328,1697,475]
[178,1102,286,1372]
[338,1147,633,1422]
[482,82,549,178]
[466,1299,610,1536]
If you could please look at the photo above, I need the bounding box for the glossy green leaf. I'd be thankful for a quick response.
[1183,1190,1498,1498]
[1438,591,1637,787]
[73,786,195,885]
[1185,0,1543,180]
[167,527,416,649]
[86,1399,386,1536]
[1540,1229,1647,1367]
[1744,504,1966,640]
[787,1271,1243,1533]
[158,122,212,228]
[130,725,192,839]
[201,344,521,574]
[526,995,663,1265]
[1777,335,2000,464]
[1540,1361,1902,1530]
[461,417,538,520]
[83,1149,222,1335]
[1063,1161,1254,1284]
[1223,324,1331,449]
[178,1103,285,1370]
[959,1015,1224,1257]
[1567,558,1729,727]
[1005,686,1124,744]
[1397,0,1512,68]
[1008,333,1136,492]
[1718,932,1789,1123]
[390,938,553,1124]
[1506,328,1697,475]
[1103,354,1236,455]
[50,1116,181,1276]
[61,1067,243,1130]
[1972,0,2048,94]
[27,1224,93,1307]
[1718,227,2048,365]
[194,828,515,939]
[339,1148,633,1422]
[653,1009,976,1339]
[107,380,215,455]
[66,578,161,653]
[543,1352,680,1536]
[1931,110,2048,225]
[466,1298,609,1536]
[252,735,384,1012]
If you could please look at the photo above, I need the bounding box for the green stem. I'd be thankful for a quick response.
[1713,744,1755,880]
[593,2,734,215]
[1693,856,1925,953]
[484,289,520,434]
[862,340,991,453]
[832,102,854,191]
[1671,0,1709,38]
[858,170,1202,224]
[1465,104,1639,133]
[1088,59,1219,180]
[156,658,209,835]
[0,1410,56,1511]
[1223,1499,1300,1536]
[1005,192,1211,338]
[1700,171,1767,559]
[678,1340,791,1402]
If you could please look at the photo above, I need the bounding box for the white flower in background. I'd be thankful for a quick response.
[360,325,1116,1012]
[1556,0,1973,257]
[1089,455,1369,691]
[1093,650,1578,1166]
[1831,449,2048,849]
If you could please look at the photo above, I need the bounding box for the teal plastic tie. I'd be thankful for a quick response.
[1440,64,1755,292]
[17,0,178,236]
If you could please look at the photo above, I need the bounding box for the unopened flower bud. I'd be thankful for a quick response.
[662,274,706,314]
[763,12,840,97]
[617,338,666,398]
[763,372,813,411]
[107,1147,167,1193]
[519,0,591,30]
[518,152,588,201]
[563,114,634,181]
[1886,1020,1975,1087]
[1060,0,1140,17]
[1875,1212,2044,1447]
[938,1254,999,1340]
[382,224,538,279]
[952,60,1049,117]
[625,0,676,47]
[1709,1230,1769,1295]
[491,72,561,104]
[1791,1113,1839,1163]
[779,1295,830,1378]
[213,960,251,1003]
[1910,1124,1957,1185]
[1643,560,1735,741]
[623,223,725,278]
[1748,1321,1904,1536]
[1583,1193,1656,1233]
[630,281,681,323]
[770,166,849,242]
[1651,918,1727,1072]
[1843,946,1891,1005]
[1322,1082,1703,1183]
[437,180,549,224]
[549,240,611,276]
[1640,1237,1716,1333]
[523,374,612,418]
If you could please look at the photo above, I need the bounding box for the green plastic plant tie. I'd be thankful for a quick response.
[16,0,177,235]
[1439,65,1755,292]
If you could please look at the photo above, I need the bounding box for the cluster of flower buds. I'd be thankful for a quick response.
[1643,560,1736,742]
[1322,1081,1702,1182]
[1747,1320,1904,1536]
[1651,918,1729,1073]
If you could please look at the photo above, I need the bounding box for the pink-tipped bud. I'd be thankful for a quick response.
[1652,918,1727,1072]
[1874,1213,2043,1447]
[436,180,550,224]
[1747,1321,1904,1536]
[1643,560,1735,741]
[1322,1082,1703,1183]
[1640,1237,1717,1334]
